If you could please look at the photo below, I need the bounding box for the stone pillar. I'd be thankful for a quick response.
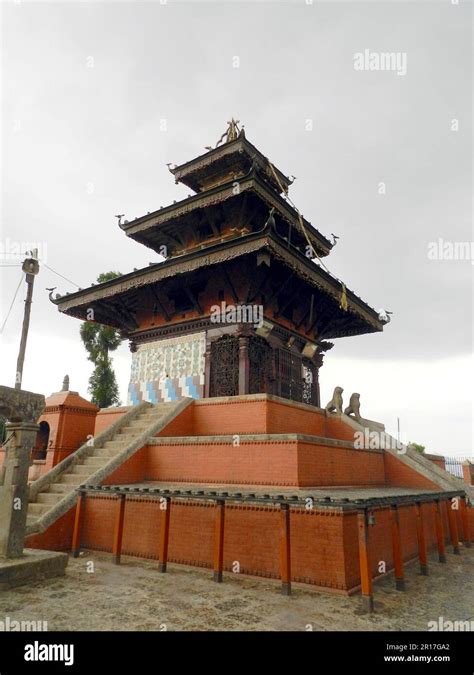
[463,461,474,486]
[0,421,39,558]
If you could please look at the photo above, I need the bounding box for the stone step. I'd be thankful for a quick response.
[70,464,95,475]
[26,515,38,525]
[28,503,49,515]
[103,440,128,450]
[141,410,169,419]
[114,432,139,441]
[48,483,74,494]
[81,457,109,467]
[128,417,161,426]
[92,449,119,459]
[120,424,151,434]
[59,473,85,485]
[37,493,63,505]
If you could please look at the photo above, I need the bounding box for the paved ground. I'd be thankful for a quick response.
[0,546,472,631]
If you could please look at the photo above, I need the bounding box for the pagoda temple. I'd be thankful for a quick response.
[21,122,471,609]
[52,121,383,408]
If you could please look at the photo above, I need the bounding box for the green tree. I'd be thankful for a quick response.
[80,271,123,408]
[409,442,426,454]
[0,417,6,445]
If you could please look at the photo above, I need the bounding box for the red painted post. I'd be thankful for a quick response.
[213,499,225,582]
[112,494,126,564]
[390,505,405,590]
[446,498,461,555]
[415,502,428,575]
[158,497,171,573]
[279,503,291,596]
[459,497,471,548]
[433,500,447,563]
[71,491,86,558]
[357,509,374,612]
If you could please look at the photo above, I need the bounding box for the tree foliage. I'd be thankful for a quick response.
[409,442,426,454]
[80,271,123,409]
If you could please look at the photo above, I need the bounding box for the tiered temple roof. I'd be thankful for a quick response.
[52,121,383,343]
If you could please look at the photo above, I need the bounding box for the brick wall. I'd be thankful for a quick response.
[298,442,384,487]
[425,454,446,471]
[383,452,440,489]
[78,495,348,589]
[145,438,385,487]
[25,507,76,551]
[94,407,132,436]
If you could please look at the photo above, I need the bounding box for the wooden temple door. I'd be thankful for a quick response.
[248,336,273,394]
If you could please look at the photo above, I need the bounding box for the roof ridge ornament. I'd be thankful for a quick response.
[215,118,243,148]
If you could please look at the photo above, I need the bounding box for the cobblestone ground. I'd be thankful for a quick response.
[0,548,472,631]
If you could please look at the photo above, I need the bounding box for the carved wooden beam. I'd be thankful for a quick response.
[114,297,139,330]
[221,265,240,303]
[247,265,270,303]
[92,302,132,331]
[274,285,302,319]
[265,274,294,308]
[183,284,203,315]
[148,284,171,322]
[203,209,221,237]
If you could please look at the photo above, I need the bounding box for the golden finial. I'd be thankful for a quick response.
[215,118,243,148]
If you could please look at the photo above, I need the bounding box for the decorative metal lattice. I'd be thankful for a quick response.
[272,349,318,406]
[210,335,239,397]
[274,347,302,402]
[248,336,273,394]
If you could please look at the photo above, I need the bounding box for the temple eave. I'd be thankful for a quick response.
[53,235,383,340]
[121,171,332,258]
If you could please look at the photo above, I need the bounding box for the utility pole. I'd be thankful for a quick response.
[14,250,40,390]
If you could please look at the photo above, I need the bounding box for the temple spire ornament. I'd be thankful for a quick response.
[216,118,243,147]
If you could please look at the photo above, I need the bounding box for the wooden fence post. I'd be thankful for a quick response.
[71,491,86,558]
[158,497,171,573]
[390,505,405,590]
[279,503,291,596]
[357,509,373,612]
[112,494,126,564]
[213,499,225,582]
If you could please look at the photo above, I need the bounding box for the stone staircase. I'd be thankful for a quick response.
[341,412,474,497]
[26,398,192,537]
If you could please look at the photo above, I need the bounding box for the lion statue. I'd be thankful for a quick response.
[325,386,344,414]
[344,392,361,421]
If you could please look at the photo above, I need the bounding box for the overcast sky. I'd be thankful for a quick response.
[1,0,472,455]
